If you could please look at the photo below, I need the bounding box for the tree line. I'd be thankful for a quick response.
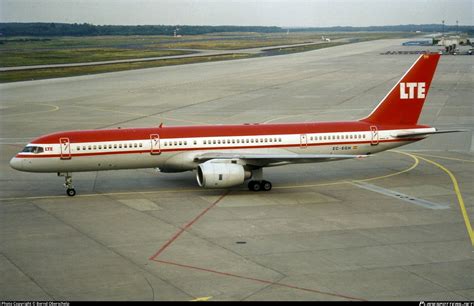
[0,22,472,37]
[0,23,283,36]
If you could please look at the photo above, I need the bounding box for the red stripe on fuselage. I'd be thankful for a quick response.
[30,122,430,144]
[17,138,423,159]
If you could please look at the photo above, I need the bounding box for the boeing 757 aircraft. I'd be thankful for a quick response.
[10,53,460,196]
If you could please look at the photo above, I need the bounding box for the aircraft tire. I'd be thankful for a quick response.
[248,181,261,192]
[66,188,76,197]
[262,180,272,191]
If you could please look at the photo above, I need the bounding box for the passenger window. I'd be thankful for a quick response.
[98,145,102,149]
[194,140,197,145]
[139,143,143,147]
[77,146,80,151]
[134,143,138,148]
[88,146,92,150]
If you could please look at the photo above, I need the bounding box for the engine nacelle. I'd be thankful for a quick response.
[196,160,250,188]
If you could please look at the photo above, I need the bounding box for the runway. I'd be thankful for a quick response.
[1,38,473,300]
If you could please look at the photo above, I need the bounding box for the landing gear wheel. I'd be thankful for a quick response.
[60,172,76,196]
[262,180,272,191]
[248,180,261,192]
[66,188,76,197]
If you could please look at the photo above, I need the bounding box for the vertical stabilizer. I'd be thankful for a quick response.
[361,53,440,125]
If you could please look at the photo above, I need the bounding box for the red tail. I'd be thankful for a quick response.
[361,53,440,125]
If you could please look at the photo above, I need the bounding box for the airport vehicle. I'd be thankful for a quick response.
[10,53,460,196]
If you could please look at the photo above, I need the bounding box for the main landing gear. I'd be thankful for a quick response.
[59,172,76,196]
[247,168,272,192]
[248,180,272,192]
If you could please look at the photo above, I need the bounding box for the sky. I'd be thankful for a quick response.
[0,0,472,27]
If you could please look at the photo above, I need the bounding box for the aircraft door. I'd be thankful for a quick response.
[60,137,72,160]
[370,126,379,146]
[150,134,161,155]
[300,134,308,149]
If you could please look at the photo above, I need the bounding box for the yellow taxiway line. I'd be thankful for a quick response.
[0,103,60,118]
[408,152,474,163]
[413,154,474,246]
[190,296,212,301]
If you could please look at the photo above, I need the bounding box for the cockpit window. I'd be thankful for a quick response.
[21,146,44,154]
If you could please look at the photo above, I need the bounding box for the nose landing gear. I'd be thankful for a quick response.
[59,172,76,196]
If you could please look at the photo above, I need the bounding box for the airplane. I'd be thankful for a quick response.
[9,53,462,196]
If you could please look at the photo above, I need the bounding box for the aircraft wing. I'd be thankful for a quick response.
[195,153,368,167]
[391,129,467,138]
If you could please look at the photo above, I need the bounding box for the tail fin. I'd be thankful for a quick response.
[360,53,440,125]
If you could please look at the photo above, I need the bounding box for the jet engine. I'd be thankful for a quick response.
[196,160,251,188]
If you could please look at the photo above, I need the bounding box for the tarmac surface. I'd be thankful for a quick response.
[0,38,473,301]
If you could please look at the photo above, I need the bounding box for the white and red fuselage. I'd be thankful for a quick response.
[11,53,454,195]
[11,122,433,173]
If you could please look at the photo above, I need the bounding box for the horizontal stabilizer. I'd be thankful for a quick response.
[392,129,468,138]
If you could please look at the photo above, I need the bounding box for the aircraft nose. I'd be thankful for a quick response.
[9,157,24,171]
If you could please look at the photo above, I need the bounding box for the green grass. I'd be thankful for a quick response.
[0,31,419,83]
[263,42,348,55]
[0,47,193,67]
[0,53,255,83]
